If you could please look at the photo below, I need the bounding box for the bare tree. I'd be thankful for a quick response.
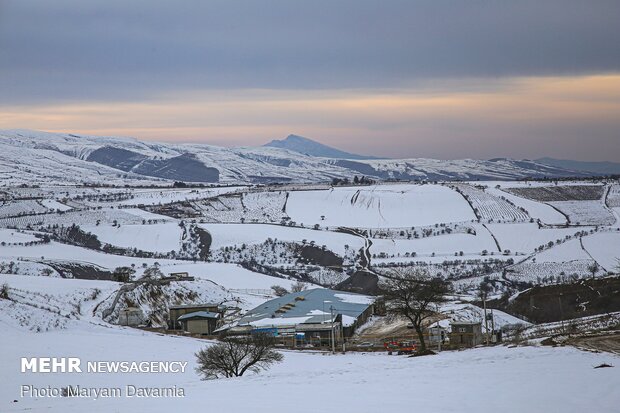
[0,283,9,300]
[271,285,288,297]
[380,268,450,354]
[478,278,493,301]
[587,262,599,279]
[195,334,283,379]
[290,280,307,293]
[113,266,135,283]
[142,265,163,279]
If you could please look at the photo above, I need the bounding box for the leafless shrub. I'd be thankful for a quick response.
[195,333,283,379]
[271,285,288,297]
[0,283,9,300]
[290,280,308,293]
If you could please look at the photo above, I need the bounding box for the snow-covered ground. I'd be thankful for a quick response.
[550,200,616,226]
[0,241,167,269]
[487,186,568,225]
[200,223,365,255]
[38,199,73,212]
[371,224,497,256]
[153,262,300,291]
[1,321,618,413]
[581,232,620,271]
[485,223,587,254]
[0,242,297,293]
[0,229,38,244]
[1,178,620,411]
[531,238,592,263]
[84,223,183,254]
[286,184,476,228]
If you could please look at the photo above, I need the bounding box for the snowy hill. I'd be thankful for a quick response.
[0,129,590,185]
[264,134,380,160]
[537,157,620,176]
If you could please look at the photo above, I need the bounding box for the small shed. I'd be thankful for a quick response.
[450,321,483,348]
[118,307,144,327]
[178,311,221,335]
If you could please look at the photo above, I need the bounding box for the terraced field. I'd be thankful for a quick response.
[0,208,154,229]
[0,200,48,218]
[452,184,530,222]
[549,200,616,226]
[192,191,288,223]
[506,185,604,202]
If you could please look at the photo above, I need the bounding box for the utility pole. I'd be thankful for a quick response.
[330,306,336,354]
[558,293,565,333]
[483,296,489,345]
[490,309,495,343]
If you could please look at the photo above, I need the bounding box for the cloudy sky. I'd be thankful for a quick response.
[1,0,619,160]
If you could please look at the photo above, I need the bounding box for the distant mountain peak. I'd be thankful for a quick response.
[284,134,311,141]
[264,134,381,160]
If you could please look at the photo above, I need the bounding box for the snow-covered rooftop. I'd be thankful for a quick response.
[237,288,374,328]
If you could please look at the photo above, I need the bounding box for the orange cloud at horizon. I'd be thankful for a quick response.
[1,74,619,160]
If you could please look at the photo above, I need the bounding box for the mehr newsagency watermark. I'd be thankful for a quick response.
[19,357,187,399]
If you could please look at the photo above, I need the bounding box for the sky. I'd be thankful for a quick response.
[0,0,619,161]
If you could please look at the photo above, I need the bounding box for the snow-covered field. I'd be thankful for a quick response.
[1,322,618,413]
[0,229,38,245]
[485,223,587,254]
[0,200,48,218]
[84,223,183,253]
[93,187,244,207]
[581,232,620,271]
[452,183,530,222]
[527,238,592,263]
[286,184,476,228]
[550,200,616,226]
[201,223,364,255]
[371,224,497,257]
[153,262,300,291]
[487,186,568,225]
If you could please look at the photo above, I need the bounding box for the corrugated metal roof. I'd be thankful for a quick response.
[169,303,222,310]
[178,311,220,321]
[237,288,374,328]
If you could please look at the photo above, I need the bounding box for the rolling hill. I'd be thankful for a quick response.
[0,129,591,185]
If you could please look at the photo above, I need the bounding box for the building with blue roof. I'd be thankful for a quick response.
[223,288,376,347]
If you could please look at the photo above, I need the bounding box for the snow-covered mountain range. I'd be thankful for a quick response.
[0,129,589,185]
[264,134,380,160]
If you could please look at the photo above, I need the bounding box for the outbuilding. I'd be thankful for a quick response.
[118,307,144,327]
[168,303,225,330]
[177,311,221,335]
[450,321,483,348]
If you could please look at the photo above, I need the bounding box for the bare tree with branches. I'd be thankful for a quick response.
[271,285,289,297]
[195,333,283,379]
[290,280,308,293]
[380,268,450,354]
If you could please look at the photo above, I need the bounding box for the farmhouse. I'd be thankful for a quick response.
[222,288,375,347]
[168,303,226,333]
